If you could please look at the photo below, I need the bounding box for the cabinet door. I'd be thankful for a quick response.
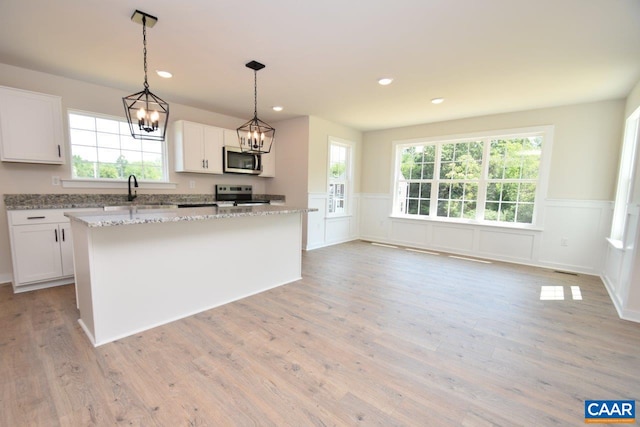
[203,126,223,174]
[223,128,239,147]
[11,223,63,285]
[59,224,75,277]
[0,86,64,164]
[260,143,276,177]
[180,121,206,171]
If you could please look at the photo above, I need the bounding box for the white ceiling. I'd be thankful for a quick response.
[1,0,639,131]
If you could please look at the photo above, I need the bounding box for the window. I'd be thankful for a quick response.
[610,107,640,241]
[328,138,353,215]
[69,111,167,181]
[394,127,551,226]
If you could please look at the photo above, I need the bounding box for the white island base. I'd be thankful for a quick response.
[69,209,303,346]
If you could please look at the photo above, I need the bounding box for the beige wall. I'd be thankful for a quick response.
[268,116,310,208]
[362,100,625,201]
[0,63,276,281]
[307,116,362,194]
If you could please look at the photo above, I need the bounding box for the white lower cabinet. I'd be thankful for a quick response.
[7,209,79,292]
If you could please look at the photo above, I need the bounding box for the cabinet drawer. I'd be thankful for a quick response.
[8,209,71,225]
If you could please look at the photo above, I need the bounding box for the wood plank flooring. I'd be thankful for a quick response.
[1,240,639,426]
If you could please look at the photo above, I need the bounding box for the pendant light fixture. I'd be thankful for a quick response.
[122,10,169,141]
[237,60,275,154]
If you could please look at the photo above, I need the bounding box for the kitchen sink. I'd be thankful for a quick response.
[103,204,177,211]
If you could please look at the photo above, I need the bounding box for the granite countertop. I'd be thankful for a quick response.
[65,205,316,228]
[3,193,285,210]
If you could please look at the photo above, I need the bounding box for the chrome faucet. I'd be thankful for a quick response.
[127,174,138,202]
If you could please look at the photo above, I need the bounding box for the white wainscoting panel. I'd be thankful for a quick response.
[359,194,392,241]
[477,229,536,262]
[307,193,359,250]
[390,219,428,247]
[602,204,640,323]
[306,194,326,250]
[359,194,612,275]
[538,200,612,273]
[431,224,475,252]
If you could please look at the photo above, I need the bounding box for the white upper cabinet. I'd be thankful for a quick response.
[260,143,276,178]
[174,120,223,174]
[0,86,64,164]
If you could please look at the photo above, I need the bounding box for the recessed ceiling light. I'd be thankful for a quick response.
[272,106,283,112]
[378,77,393,86]
[156,70,172,78]
[431,97,444,104]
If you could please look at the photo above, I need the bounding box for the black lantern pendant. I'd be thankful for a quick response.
[237,60,275,154]
[122,10,169,141]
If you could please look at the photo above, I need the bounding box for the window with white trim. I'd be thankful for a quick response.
[328,138,353,216]
[394,127,551,226]
[68,111,167,181]
[610,107,640,241]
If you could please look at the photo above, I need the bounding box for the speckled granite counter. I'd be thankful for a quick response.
[3,193,285,210]
[65,205,315,228]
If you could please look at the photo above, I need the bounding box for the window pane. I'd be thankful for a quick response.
[420,183,431,199]
[441,144,454,161]
[463,202,476,219]
[423,145,435,162]
[96,118,120,134]
[421,163,434,179]
[409,183,420,197]
[450,183,464,200]
[437,200,449,216]
[70,129,97,147]
[484,202,499,220]
[501,203,516,222]
[96,132,120,150]
[98,163,120,179]
[519,183,536,202]
[486,183,501,202]
[438,183,450,199]
[73,158,96,178]
[72,145,98,162]
[69,114,95,131]
[419,200,430,215]
[408,199,419,215]
[516,203,534,223]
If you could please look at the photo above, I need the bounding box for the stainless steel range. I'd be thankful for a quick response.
[214,184,271,206]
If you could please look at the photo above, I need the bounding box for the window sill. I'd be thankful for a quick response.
[389,214,543,231]
[606,238,624,250]
[326,214,353,220]
[62,179,178,190]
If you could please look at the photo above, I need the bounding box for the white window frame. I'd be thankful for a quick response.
[391,125,553,229]
[327,137,354,217]
[65,109,171,187]
[610,106,640,243]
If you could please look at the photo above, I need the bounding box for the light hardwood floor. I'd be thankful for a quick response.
[1,240,639,426]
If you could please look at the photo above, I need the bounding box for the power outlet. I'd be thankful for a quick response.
[560,237,569,247]
[189,180,196,189]
[52,176,60,186]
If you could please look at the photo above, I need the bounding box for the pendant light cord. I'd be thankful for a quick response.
[253,70,258,118]
[142,16,149,90]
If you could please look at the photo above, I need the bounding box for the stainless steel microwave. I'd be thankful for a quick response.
[223,146,262,175]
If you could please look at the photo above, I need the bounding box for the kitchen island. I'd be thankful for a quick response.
[65,205,314,346]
